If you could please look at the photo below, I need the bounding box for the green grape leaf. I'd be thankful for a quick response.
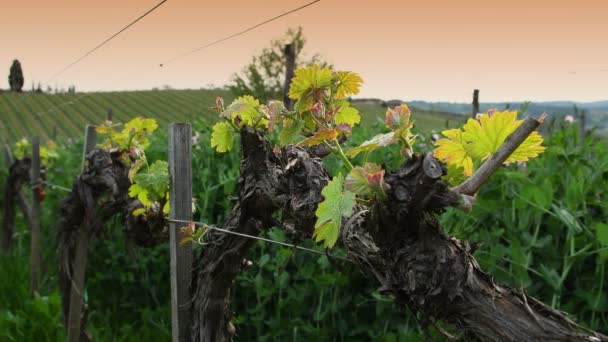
[298,128,338,147]
[96,123,115,135]
[434,129,474,176]
[333,71,363,99]
[505,130,545,163]
[97,117,158,150]
[12,138,59,167]
[220,95,256,118]
[279,119,305,146]
[221,95,266,128]
[129,183,152,206]
[434,110,545,182]
[313,174,356,248]
[14,138,31,160]
[39,147,59,168]
[345,132,396,158]
[132,208,146,217]
[289,65,333,100]
[125,117,158,134]
[463,110,545,161]
[211,122,235,153]
[132,160,169,203]
[334,102,361,127]
[124,117,158,149]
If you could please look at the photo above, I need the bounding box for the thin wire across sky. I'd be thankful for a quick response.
[159,0,321,67]
[45,0,169,85]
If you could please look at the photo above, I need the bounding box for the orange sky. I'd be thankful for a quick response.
[1,0,607,102]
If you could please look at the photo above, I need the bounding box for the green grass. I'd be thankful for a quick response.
[0,90,467,144]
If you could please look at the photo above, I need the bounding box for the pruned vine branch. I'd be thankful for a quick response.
[453,114,547,196]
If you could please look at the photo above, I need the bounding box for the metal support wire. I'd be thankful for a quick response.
[165,218,353,263]
[43,181,73,193]
[30,180,73,193]
[159,0,321,66]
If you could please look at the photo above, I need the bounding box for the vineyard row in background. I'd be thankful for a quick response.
[0,88,481,145]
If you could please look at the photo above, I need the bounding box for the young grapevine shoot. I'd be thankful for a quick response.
[207,65,546,248]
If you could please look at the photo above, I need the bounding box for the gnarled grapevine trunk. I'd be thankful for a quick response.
[342,153,605,341]
[192,128,328,341]
[192,127,607,341]
[57,149,169,341]
[2,157,32,254]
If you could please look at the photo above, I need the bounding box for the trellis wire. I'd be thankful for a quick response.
[42,181,72,193]
[46,0,169,83]
[29,180,72,193]
[159,0,321,66]
[165,218,353,263]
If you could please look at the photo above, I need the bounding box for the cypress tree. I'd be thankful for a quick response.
[8,59,24,92]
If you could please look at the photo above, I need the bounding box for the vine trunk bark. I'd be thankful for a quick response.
[2,158,32,254]
[57,149,168,341]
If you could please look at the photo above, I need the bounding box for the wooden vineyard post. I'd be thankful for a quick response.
[67,125,97,342]
[579,108,586,141]
[30,137,41,294]
[472,89,480,118]
[80,125,97,172]
[283,43,296,110]
[2,143,11,169]
[168,123,193,342]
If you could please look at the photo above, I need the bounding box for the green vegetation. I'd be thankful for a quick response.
[0,89,231,142]
[1,85,606,340]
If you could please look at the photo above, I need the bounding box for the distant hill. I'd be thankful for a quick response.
[407,99,606,114]
[403,100,608,135]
